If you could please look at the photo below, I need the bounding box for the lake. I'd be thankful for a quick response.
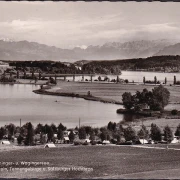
[0,83,123,128]
[0,70,179,128]
[59,71,180,84]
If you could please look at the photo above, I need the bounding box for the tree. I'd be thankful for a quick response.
[89,131,95,141]
[24,122,34,146]
[50,124,57,133]
[122,92,134,110]
[175,124,180,137]
[107,122,116,131]
[143,77,146,84]
[78,127,86,139]
[163,125,173,143]
[57,129,64,140]
[6,123,16,138]
[116,76,120,83]
[154,76,157,84]
[0,127,6,140]
[68,130,75,143]
[47,127,54,142]
[124,126,137,142]
[174,76,176,85]
[100,130,109,141]
[58,123,66,131]
[84,126,92,135]
[137,125,149,139]
[17,135,24,145]
[40,133,47,144]
[150,85,170,111]
[150,123,162,142]
[107,122,113,131]
[35,123,44,134]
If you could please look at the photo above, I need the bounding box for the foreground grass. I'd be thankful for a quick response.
[1,145,180,179]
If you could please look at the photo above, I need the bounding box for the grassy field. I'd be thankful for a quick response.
[54,81,180,105]
[1,145,180,179]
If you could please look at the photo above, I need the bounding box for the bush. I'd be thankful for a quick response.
[124,79,129,83]
[82,142,89,145]
[74,141,81,146]
[91,141,97,145]
[171,109,178,115]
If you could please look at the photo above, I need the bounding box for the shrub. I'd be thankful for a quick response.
[74,141,81,146]
[124,79,129,83]
[82,142,89,145]
[91,141,97,145]
[171,109,178,115]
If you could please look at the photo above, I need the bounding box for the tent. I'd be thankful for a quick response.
[171,137,179,144]
[44,143,56,148]
[102,140,110,145]
[1,140,10,145]
[139,139,148,144]
[85,139,91,143]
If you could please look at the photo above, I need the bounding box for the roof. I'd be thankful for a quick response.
[44,143,56,148]
[1,140,11,145]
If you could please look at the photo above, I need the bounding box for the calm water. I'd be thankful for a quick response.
[64,71,180,84]
[0,71,179,128]
[0,84,123,128]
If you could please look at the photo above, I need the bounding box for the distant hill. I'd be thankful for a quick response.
[155,43,180,56]
[82,55,180,73]
[0,39,178,62]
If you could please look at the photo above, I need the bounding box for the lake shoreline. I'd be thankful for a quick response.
[33,88,123,105]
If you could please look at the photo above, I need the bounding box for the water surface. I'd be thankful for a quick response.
[0,84,123,128]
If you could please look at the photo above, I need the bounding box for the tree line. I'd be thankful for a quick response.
[0,120,179,145]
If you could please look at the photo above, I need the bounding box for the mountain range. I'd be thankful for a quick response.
[0,39,180,62]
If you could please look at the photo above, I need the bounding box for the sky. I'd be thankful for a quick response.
[1,1,180,49]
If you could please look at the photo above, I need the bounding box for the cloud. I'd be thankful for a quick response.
[0,2,180,48]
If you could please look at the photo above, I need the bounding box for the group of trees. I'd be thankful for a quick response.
[143,76,161,85]
[122,85,170,111]
[9,61,81,75]
[1,120,180,145]
[81,55,180,73]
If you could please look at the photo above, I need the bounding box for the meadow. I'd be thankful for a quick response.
[54,81,180,105]
[1,145,180,179]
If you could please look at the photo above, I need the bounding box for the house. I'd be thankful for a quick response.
[44,143,56,148]
[1,140,11,145]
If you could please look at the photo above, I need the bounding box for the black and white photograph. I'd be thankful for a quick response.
[1,1,180,179]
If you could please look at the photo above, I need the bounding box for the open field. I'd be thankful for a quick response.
[54,81,180,106]
[1,145,180,179]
